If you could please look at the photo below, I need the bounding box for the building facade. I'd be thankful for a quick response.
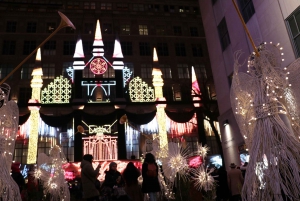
[199,0,300,167]
[0,0,220,164]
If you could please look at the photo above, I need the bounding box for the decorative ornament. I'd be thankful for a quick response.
[231,43,300,200]
[90,58,108,75]
[36,145,70,201]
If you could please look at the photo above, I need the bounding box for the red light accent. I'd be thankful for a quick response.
[188,156,203,168]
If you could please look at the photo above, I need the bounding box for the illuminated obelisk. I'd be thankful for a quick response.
[152,48,168,155]
[27,48,43,164]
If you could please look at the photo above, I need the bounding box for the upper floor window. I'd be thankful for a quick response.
[42,63,55,79]
[218,17,230,51]
[65,27,75,33]
[46,22,56,33]
[101,3,112,10]
[23,41,36,55]
[2,40,16,55]
[192,44,203,57]
[84,2,95,9]
[156,26,166,36]
[179,6,184,13]
[121,42,133,56]
[139,25,148,35]
[190,27,199,37]
[0,64,13,80]
[175,43,186,56]
[44,41,56,56]
[83,41,93,55]
[287,9,300,57]
[84,23,94,34]
[157,43,169,56]
[133,4,144,11]
[116,3,128,10]
[27,22,36,33]
[141,64,152,79]
[121,25,130,35]
[173,26,182,36]
[103,41,114,56]
[194,64,207,81]
[139,42,151,56]
[177,64,190,79]
[67,2,79,9]
[6,21,17,32]
[238,0,255,23]
[21,64,34,79]
[63,41,75,55]
[103,23,112,34]
[160,64,172,79]
[170,5,175,12]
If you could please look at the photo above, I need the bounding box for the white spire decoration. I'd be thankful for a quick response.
[231,43,300,201]
[191,66,201,107]
[0,84,21,200]
[112,39,124,70]
[36,145,70,201]
[92,20,104,57]
[73,38,85,70]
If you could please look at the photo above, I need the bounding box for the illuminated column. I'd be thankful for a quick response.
[73,37,85,99]
[27,48,43,164]
[152,48,168,154]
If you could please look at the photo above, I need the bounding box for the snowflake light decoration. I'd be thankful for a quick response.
[190,165,216,192]
[129,77,155,102]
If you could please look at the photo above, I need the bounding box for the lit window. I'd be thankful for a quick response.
[160,65,172,79]
[42,63,55,79]
[139,25,148,35]
[121,24,130,35]
[21,64,34,79]
[46,22,56,33]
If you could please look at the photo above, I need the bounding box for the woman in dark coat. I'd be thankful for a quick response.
[81,154,101,201]
[122,162,143,201]
[142,153,160,201]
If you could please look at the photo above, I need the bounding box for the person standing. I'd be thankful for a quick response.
[122,162,143,201]
[74,125,85,162]
[142,153,160,201]
[227,163,244,201]
[81,154,101,201]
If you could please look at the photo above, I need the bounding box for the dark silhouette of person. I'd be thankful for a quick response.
[74,125,84,162]
[122,162,143,201]
[215,166,230,201]
[81,154,101,201]
[11,162,25,193]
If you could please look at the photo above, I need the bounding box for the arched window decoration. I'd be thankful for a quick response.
[129,76,155,102]
[41,75,72,104]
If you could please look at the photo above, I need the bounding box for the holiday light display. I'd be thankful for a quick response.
[129,77,155,102]
[231,42,300,200]
[36,145,70,201]
[41,75,72,104]
[0,84,21,201]
[27,49,43,164]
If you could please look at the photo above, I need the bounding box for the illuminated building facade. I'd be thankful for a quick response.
[0,0,220,164]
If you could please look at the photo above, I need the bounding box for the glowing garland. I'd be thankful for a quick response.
[128,77,155,102]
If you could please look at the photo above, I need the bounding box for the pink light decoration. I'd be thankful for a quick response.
[167,113,198,137]
[62,161,142,182]
[28,99,40,111]
[73,39,85,58]
[112,39,123,58]
[188,155,203,168]
[191,66,201,107]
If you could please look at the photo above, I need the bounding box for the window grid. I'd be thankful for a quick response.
[173,26,182,36]
[139,42,151,56]
[26,22,36,33]
[42,64,55,79]
[175,43,186,56]
[192,44,203,57]
[238,0,255,23]
[160,65,172,79]
[23,41,36,55]
[83,41,93,55]
[103,23,112,34]
[121,25,130,35]
[218,18,231,51]
[194,65,207,80]
[44,41,56,56]
[287,10,300,57]
[21,64,35,79]
[14,140,28,164]
[2,40,16,55]
[157,43,169,56]
[84,2,95,9]
[139,25,148,35]
[141,64,152,79]
[177,64,190,79]
[83,68,95,78]
[63,41,75,55]
[6,21,17,32]
[116,3,128,10]
[46,22,56,33]
[103,41,114,56]
[100,3,112,10]
[190,27,199,37]
[133,4,144,11]
[0,64,13,79]
[121,42,133,56]
[156,26,166,36]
